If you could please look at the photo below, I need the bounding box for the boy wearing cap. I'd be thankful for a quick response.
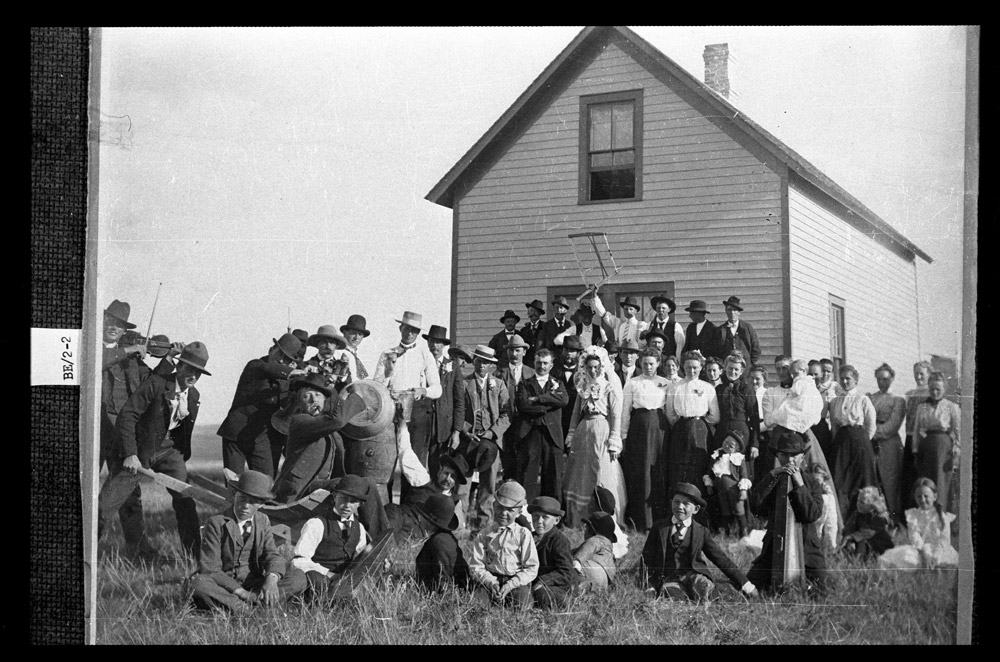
[641,483,758,602]
[746,429,829,594]
[413,494,471,593]
[217,333,308,478]
[191,471,308,611]
[98,341,213,559]
[528,496,579,609]
[469,480,539,608]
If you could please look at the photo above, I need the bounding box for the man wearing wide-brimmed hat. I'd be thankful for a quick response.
[682,300,721,362]
[488,309,522,369]
[590,289,648,347]
[336,314,372,380]
[554,300,606,350]
[373,311,442,492]
[217,333,308,478]
[190,470,308,612]
[645,295,685,361]
[305,324,351,390]
[408,324,456,498]
[612,338,642,386]
[519,299,546,365]
[385,453,471,541]
[536,295,573,353]
[98,341,214,559]
[453,345,511,532]
[717,296,761,369]
[413,494,471,593]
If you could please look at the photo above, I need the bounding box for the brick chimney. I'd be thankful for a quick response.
[703,43,730,98]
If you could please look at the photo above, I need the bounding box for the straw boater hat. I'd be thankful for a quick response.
[472,345,498,363]
[395,311,423,330]
[448,344,475,363]
[331,474,369,502]
[231,470,276,501]
[671,482,707,508]
[650,295,676,313]
[527,496,564,518]
[422,324,451,345]
[526,299,546,314]
[722,296,744,311]
[506,335,530,350]
[308,324,347,349]
[272,332,303,361]
[104,299,137,329]
[619,296,641,311]
[340,314,371,337]
[177,341,212,376]
[582,511,617,543]
[684,300,710,314]
[499,309,521,324]
[494,480,527,509]
[414,494,459,532]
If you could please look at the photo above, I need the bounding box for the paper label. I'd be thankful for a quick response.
[31,328,81,386]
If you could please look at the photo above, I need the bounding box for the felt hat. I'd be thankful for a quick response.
[395,311,423,330]
[619,296,641,311]
[507,335,530,350]
[722,429,747,452]
[291,372,334,398]
[231,469,275,501]
[494,480,527,509]
[472,345,498,363]
[526,299,546,314]
[562,335,584,351]
[604,340,620,354]
[291,328,310,343]
[340,314,371,337]
[552,295,571,309]
[650,296,676,313]
[499,309,521,324]
[685,300,710,314]
[422,324,451,345]
[527,496,564,517]
[104,299,137,329]
[671,482,707,509]
[414,494,459,532]
[147,334,173,359]
[308,325,347,349]
[463,437,499,474]
[642,328,668,344]
[272,332,303,361]
[578,302,595,317]
[583,511,617,543]
[438,453,469,484]
[592,486,616,515]
[722,296,744,311]
[177,341,212,376]
[619,338,641,354]
[332,474,369,502]
[769,427,811,456]
[448,344,474,363]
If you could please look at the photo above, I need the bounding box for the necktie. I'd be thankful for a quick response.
[624,320,632,340]
[242,521,252,543]
[352,350,369,380]
[671,524,683,547]
[341,520,351,541]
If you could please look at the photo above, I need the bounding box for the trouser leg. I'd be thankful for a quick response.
[475,454,501,529]
[680,572,715,602]
[517,433,542,502]
[541,439,566,501]
[98,461,146,549]
[532,582,570,610]
[153,449,201,558]
[190,574,244,611]
[222,436,248,475]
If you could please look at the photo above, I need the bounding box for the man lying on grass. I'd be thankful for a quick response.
[191,471,308,612]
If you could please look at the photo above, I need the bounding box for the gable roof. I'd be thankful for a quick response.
[425,26,931,264]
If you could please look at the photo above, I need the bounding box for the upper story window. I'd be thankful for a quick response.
[579,90,643,204]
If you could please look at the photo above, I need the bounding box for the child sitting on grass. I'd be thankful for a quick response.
[840,486,894,559]
[879,478,958,570]
[528,496,579,609]
[572,511,617,592]
[641,483,758,602]
[468,480,539,608]
[412,494,470,592]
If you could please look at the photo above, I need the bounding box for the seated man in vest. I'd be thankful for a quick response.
[191,470,308,612]
[291,474,383,600]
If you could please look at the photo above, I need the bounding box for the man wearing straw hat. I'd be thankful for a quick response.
[373,311,441,494]
[98,341,213,559]
[190,470,308,611]
[217,333,307,478]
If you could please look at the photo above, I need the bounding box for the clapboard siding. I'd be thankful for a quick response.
[788,183,920,392]
[452,40,786,360]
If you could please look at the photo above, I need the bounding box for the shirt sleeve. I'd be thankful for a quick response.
[422,348,443,399]
[504,528,539,590]
[704,388,721,425]
[468,531,498,587]
[862,396,877,440]
[606,380,623,453]
[620,381,635,440]
[292,518,332,577]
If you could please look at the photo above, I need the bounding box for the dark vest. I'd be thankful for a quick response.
[663,525,693,581]
[312,515,363,574]
[648,319,678,357]
[229,522,257,580]
[574,322,603,346]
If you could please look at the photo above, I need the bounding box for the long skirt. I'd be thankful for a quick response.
[916,430,955,512]
[667,417,711,526]
[563,416,615,528]
[830,425,878,520]
[873,434,904,523]
[811,419,834,466]
[620,408,668,531]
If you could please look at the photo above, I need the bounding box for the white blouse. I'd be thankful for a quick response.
[829,388,877,440]
[664,378,720,425]
[621,375,669,438]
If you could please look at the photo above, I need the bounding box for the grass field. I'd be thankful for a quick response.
[95,452,960,645]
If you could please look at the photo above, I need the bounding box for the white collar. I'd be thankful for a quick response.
[671,517,692,529]
[104,341,117,348]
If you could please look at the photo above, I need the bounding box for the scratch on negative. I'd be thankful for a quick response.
[203,292,220,314]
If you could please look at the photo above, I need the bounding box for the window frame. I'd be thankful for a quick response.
[829,294,847,375]
[578,89,643,205]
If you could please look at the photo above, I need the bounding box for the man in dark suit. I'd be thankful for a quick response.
[682,300,721,363]
[645,295,685,361]
[555,335,583,438]
[495,335,535,481]
[410,326,462,497]
[641,483,758,601]
[97,342,212,559]
[514,349,569,502]
[518,299,546,366]
[535,296,573,353]
[716,296,762,370]
[217,333,306,478]
[487,309,521,369]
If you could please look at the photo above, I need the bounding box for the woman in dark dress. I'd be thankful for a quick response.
[828,365,878,521]
[713,351,760,459]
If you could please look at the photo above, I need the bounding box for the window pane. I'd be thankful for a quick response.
[592,167,635,200]
[590,105,612,151]
[612,102,633,149]
[591,153,613,168]
[613,150,634,166]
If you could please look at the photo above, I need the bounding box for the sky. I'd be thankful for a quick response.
[94,26,971,426]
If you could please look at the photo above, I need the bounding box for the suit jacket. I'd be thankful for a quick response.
[641,518,749,590]
[495,363,536,419]
[488,329,520,368]
[717,320,762,367]
[455,373,510,443]
[518,321,544,364]
[613,363,638,387]
[216,355,295,442]
[684,320,721,359]
[536,317,573,352]
[115,373,200,464]
[515,373,569,448]
[409,360,460,452]
[533,527,579,589]
[197,510,287,590]
[102,346,151,417]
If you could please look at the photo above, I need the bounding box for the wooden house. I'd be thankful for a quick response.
[426,26,931,382]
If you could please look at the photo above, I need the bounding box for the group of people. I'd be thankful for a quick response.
[95,289,962,611]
